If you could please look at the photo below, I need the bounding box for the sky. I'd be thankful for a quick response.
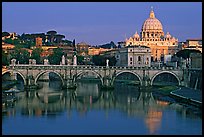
[2,2,202,46]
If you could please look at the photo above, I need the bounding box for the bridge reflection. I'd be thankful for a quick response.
[3,81,196,135]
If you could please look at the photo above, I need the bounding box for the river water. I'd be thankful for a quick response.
[2,81,202,135]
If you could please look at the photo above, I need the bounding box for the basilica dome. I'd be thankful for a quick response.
[142,9,163,32]
[133,31,140,38]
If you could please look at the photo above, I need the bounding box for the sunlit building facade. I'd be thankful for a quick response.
[185,38,202,53]
[115,45,151,67]
[125,8,179,62]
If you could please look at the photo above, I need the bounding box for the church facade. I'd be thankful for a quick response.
[125,8,179,62]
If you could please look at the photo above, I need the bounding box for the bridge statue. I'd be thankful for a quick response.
[11,59,16,66]
[62,55,65,65]
[44,59,49,65]
[106,59,109,67]
[73,55,77,66]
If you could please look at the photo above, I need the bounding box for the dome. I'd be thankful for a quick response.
[142,9,163,32]
[165,32,171,38]
[133,31,140,38]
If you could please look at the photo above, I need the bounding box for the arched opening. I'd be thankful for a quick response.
[151,72,180,86]
[35,71,64,92]
[112,71,142,93]
[74,70,103,84]
[2,71,26,91]
[74,70,103,97]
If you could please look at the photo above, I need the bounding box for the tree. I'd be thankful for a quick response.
[10,47,30,64]
[107,56,117,66]
[92,55,117,66]
[2,32,10,37]
[176,49,201,59]
[2,50,9,66]
[92,55,107,66]
[77,55,84,65]
[47,30,57,43]
[55,34,65,44]
[3,38,13,44]
[48,47,64,65]
[30,47,43,64]
[62,39,72,46]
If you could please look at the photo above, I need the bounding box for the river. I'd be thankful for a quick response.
[2,80,202,135]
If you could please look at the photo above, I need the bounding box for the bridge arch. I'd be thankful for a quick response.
[74,70,103,85]
[151,71,181,86]
[111,71,142,86]
[2,70,26,85]
[35,71,64,86]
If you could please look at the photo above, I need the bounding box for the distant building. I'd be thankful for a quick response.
[2,43,15,54]
[76,42,92,64]
[76,42,90,56]
[185,38,202,53]
[125,8,179,62]
[35,37,43,47]
[115,45,151,67]
[59,45,74,58]
[88,47,110,56]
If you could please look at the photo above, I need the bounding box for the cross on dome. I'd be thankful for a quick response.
[150,6,155,18]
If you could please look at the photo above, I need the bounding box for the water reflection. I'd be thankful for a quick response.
[2,81,202,135]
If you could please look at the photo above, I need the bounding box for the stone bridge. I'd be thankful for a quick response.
[2,64,189,90]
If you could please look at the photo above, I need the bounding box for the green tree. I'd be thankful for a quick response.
[176,49,201,59]
[55,34,65,44]
[3,38,13,44]
[30,47,43,64]
[10,47,30,64]
[2,50,9,66]
[48,47,64,65]
[92,55,105,66]
[107,56,117,66]
[92,55,117,66]
[47,30,57,43]
[77,55,84,65]
[2,32,10,37]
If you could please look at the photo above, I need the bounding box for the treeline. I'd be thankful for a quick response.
[2,30,73,49]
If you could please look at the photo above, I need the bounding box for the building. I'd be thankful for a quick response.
[35,37,43,47]
[115,45,151,67]
[59,45,75,59]
[185,38,202,53]
[88,47,110,56]
[76,42,91,64]
[2,43,15,55]
[125,7,179,62]
[76,42,90,56]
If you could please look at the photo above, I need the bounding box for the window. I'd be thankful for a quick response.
[130,57,132,61]
[138,56,141,62]
[146,57,149,64]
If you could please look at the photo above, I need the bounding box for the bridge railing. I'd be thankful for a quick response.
[8,64,181,71]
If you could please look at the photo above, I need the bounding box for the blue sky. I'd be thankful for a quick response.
[2,2,202,46]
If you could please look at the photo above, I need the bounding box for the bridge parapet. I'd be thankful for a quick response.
[5,64,187,90]
[9,64,181,71]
